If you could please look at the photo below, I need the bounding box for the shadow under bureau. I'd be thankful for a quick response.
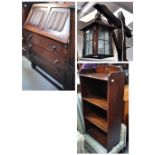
[23,3,75,90]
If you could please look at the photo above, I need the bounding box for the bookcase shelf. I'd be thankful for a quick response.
[80,73,109,81]
[87,127,107,147]
[80,64,125,152]
[85,113,108,132]
[82,95,108,111]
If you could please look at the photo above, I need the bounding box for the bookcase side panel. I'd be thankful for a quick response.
[107,72,125,151]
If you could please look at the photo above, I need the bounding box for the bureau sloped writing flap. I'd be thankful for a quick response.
[57,12,68,31]
[24,4,72,43]
[45,10,68,32]
[29,9,43,26]
[43,8,70,43]
[24,4,50,30]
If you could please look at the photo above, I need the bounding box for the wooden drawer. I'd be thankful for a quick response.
[31,43,66,71]
[30,32,66,57]
[32,54,65,85]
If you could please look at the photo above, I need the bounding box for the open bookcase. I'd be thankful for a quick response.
[80,64,125,152]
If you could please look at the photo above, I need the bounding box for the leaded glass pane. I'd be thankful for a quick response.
[84,29,93,56]
[104,41,110,55]
[98,27,110,55]
[98,40,104,54]
[105,32,110,40]
[98,30,104,40]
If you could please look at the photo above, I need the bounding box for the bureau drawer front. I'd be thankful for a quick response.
[32,44,66,71]
[31,33,66,57]
[32,54,65,85]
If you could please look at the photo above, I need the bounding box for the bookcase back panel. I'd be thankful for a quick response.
[80,77,107,98]
[85,120,107,148]
[84,101,107,118]
[96,65,120,74]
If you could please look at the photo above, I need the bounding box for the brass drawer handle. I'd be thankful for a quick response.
[48,43,57,52]
[52,46,57,51]
[54,59,59,64]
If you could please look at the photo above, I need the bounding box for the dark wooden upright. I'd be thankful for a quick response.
[94,4,132,61]
[80,64,125,152]
[117,11,127,61]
